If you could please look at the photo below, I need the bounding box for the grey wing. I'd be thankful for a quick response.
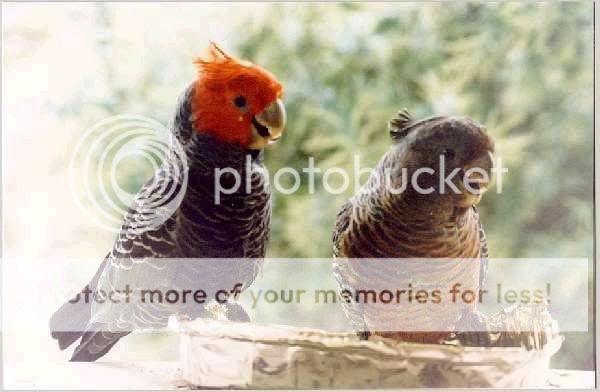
[70,86,196,361]
[474,206,489,291]
[71,163,185,361]
[90,162,183,332]
[332,201,351,258]
[332,202,370,336]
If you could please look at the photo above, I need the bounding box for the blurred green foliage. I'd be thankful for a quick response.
[233,3,594,370]
[42,2,593,369]
[232,3,594,262]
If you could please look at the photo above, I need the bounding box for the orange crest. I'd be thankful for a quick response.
[192,42,284,147]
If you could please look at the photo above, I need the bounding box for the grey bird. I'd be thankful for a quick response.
[332,109,494,344]
[49,43,286,361]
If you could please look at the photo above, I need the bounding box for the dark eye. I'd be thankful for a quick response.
[442,149,455,160]
[233,96,247,108]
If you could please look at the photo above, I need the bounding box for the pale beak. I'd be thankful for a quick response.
[459,150,494,206]
[248,98,286,149]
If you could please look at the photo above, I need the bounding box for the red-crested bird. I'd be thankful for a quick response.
[50,43,286,361]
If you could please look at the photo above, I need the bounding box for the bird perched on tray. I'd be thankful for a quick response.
[332,109,494,344]
[50,42,286,361]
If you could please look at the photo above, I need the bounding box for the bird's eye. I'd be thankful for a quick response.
[442,149,455,160]
[233,96,247,108]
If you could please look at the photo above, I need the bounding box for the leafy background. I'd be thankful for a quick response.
[4,2,593,370]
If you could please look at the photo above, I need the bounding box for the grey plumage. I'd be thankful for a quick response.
[332,112,495,343]
[51,84,271,361]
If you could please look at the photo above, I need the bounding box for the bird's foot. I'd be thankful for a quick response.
[357,330,371,340]
[224,302,251,322]
[454,308,491,346]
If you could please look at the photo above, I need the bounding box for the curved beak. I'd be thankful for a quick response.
[458,150,494,206]
[248,98,286,149]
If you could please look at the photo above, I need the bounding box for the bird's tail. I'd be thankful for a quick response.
[49,257,109,350]
[49,287,94,350]
[70,327,130,362]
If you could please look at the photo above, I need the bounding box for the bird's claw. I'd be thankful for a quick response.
[224,302,251,322]
[454,308,491,346]
[357,330,371,340]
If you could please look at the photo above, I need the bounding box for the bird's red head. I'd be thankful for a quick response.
[192,42,286,149]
